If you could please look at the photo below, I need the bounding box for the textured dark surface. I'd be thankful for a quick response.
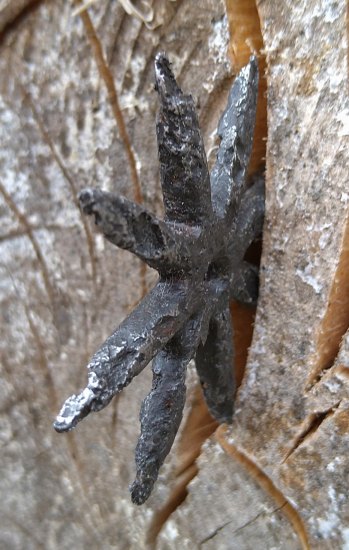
[54,53,264,504]
[0,2,240,546]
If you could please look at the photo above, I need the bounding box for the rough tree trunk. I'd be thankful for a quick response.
[0,1,348,549]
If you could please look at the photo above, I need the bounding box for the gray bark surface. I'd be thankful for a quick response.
[0,1,232,548]
[160,1,349,549]
[1,1,348,549]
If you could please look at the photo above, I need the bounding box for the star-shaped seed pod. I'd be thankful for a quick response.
[54,53,264,505]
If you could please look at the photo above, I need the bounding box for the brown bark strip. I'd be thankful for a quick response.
[0,0,40,36]
[146,386,218,543]
[215,425,310,550]
[75,2,148,298]
[146,463,198,546]
[337,364,349,378]
[76,3,143,204]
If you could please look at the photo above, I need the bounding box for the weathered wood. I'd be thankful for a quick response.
[1,0,348,549]
[159,1,349,549]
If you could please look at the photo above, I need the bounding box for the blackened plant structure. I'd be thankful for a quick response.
[54,53,264,505]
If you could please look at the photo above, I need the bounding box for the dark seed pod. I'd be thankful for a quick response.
[54,53,264,504]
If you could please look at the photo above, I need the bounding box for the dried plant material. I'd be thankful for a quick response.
[54,53,263,504]
[72,0,154,27]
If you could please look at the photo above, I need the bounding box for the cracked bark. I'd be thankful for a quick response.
[1,0,349,549]
[199,503,287,546]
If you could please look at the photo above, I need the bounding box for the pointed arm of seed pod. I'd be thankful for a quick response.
[229,261,259,306]
[229,175,265,262]
[53,280,197,433]
[195,302,235,424]
[155,53,213,226]
[211,57,259,220]
[130,311,208,504]
[130,339,187,504]
[130,278,230,504]
[79,187,179,272]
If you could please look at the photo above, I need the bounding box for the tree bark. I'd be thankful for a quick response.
[0,1,348,549]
